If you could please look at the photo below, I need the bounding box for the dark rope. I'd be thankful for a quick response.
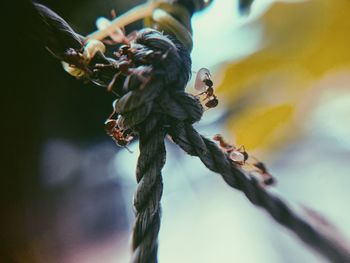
[167,121,350,263]
[28,2,350,263]
[28,2,117,86]
[29,3,83,60]
[131,114,166,263]
[112,29,193,262]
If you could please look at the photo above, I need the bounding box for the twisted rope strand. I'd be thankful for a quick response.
[168,120,350,263]
[132,115,166,263]
[120,32,192,262]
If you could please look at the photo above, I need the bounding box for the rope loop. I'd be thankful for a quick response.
[109,29,203,133]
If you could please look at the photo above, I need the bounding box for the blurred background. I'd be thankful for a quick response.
[3,0,350,262]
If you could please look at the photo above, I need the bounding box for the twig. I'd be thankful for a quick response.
[87,1,156,40]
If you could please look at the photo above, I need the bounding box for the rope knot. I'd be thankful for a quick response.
[107,29,203,134]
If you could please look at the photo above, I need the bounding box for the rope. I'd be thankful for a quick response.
[28,2,350,263]
[111,29,193,262]
[131,114,165,263]
[30,3,83,60]
[168,121,350,263]
[117,28,350,260]
[30,3,118,87]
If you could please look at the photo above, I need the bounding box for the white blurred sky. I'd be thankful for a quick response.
[191,0,277,70]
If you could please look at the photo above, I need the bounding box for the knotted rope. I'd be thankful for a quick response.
[110,29,350,263]
[111,29,197,263]
[29,2,350,263]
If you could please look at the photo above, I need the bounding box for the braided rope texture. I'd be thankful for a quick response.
[29,2,350,263]
[131,114,165,263]
[114,30,198,263]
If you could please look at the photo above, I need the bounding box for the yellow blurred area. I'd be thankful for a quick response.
[229,104,294,150]
[217,0,350,151]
